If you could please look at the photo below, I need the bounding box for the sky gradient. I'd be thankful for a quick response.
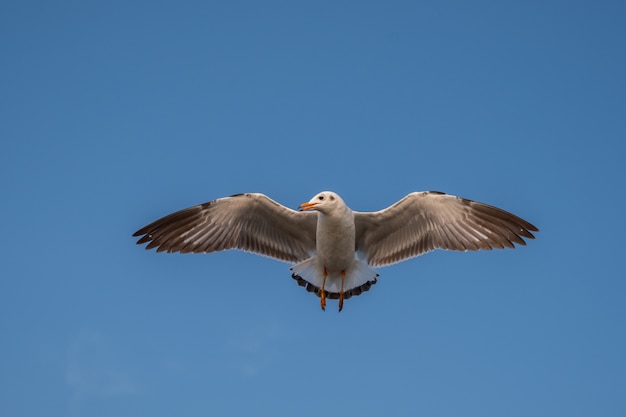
[2,1,625,416]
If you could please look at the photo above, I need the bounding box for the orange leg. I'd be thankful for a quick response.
[320,266,327,311]
[338,270,346,312]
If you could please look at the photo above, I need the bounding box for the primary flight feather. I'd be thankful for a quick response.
[133,191,538,311]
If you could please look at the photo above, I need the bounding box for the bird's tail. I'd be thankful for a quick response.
[290,257,378,300]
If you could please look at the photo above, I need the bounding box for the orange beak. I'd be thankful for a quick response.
[299,202,317,211]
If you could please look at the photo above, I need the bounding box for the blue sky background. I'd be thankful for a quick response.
[2,1,625,416]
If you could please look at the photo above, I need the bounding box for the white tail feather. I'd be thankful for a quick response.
[290,257,378,298]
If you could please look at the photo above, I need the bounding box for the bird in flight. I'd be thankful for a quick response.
[133,191,538,311]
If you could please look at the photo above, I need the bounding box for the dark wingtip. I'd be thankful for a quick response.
[132,223,152,237]
[135,234,154,245]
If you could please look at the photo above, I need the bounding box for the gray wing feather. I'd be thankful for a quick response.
[133,193,317,263]
[354,192,538,267]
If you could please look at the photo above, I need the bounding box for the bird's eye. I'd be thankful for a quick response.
[318,195,324,200]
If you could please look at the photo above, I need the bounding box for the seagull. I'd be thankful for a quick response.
[133,191,538,311]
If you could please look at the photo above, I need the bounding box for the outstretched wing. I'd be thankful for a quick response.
[354,191,538,267]
[133,193,318,263]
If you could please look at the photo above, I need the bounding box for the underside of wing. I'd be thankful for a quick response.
[133,193,318,263]
[354,191,538,267]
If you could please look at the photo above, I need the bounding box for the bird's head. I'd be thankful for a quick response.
[299,191,344,214]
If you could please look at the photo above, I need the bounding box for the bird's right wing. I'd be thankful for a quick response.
[133,193,318,263]
[354,191,538,267]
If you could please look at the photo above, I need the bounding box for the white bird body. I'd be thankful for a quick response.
[133,190,538,311]
[291,192,378,309]
[316,206,355,271]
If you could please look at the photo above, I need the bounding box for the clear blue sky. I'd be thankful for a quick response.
[2,1,625,416]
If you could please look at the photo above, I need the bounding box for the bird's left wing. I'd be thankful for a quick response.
[133,193,318,263]
[354,191,538,267]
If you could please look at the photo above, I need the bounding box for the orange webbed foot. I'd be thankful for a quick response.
[338,270,345,312]
[320,266,327,311]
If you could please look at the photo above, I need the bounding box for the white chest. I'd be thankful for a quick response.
[315,210,355,272]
